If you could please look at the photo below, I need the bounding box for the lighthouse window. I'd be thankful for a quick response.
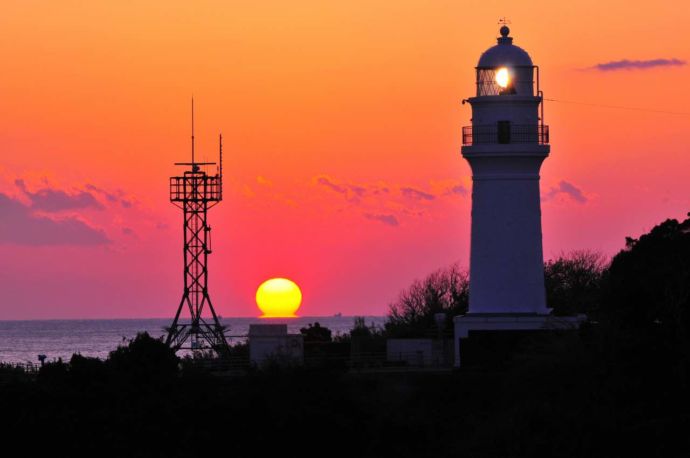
[497,121,511,143]
[476,66,535,96]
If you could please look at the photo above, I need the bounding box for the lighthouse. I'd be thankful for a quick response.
[464,25,549,315]
[453,26,579,366]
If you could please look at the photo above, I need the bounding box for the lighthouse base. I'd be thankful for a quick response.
[453,313,584,367]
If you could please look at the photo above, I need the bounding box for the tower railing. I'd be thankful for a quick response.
[170,173,222,203]
[462,124,549,145]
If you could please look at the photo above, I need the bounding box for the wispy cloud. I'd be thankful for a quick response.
[312,175,469,226]
[592,58,686,71]
[316,176,348,195]
[85,184,133,208]
[17,179,104,212]
[444,185,468,196]
[349,184,367,198]
[363,213,399,227]
[544,180,587,204]
[0,192,109,246]
[316,175,461,204]
[315,175,388,202]
[401,187,435,201]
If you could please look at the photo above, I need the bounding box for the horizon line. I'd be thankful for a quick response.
[0,314,387,323]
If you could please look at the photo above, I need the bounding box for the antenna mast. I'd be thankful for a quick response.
[167,103,228,355]
[191,98,195,165]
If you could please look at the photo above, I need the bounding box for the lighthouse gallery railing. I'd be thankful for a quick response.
[462,124,549,146]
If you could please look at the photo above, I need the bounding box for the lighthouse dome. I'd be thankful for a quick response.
[477,26,533,68]
[474,26,536,96]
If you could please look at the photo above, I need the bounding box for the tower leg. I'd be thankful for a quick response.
[166,174,230,356]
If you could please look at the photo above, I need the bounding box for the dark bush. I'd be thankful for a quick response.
[106,332,179,383]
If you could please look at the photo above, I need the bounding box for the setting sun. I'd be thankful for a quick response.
[255,278,303,318]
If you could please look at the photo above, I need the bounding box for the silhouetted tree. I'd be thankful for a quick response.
[385,263,468,337]
[300,322,332,343]
[544,250,608,316]
[602,214,690,341]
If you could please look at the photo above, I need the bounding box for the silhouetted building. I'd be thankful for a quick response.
[248,324,304,367]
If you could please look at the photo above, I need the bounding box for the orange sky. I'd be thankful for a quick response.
[1,1,689,319]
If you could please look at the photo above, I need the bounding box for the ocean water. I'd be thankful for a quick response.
[0,316,385,364]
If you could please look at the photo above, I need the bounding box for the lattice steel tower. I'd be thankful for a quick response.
[166,102,230,353]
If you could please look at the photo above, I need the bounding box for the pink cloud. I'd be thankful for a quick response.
[401,187,435,201]
[544,180,588,204]
[363,212,400,227]
[0,192,109,246]
[16,179,104,211]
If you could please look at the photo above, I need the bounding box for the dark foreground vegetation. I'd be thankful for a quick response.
[1,214,689,457]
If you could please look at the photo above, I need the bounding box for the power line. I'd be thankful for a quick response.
[543,98,690,117]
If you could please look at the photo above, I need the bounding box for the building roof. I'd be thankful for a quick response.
[477,26,533,68]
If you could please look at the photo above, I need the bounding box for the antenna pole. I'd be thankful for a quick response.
[191,98,195,164]
[219,134,223,179]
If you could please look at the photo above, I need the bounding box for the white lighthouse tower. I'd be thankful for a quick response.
[453,26,578,366]
[465,25,549,314]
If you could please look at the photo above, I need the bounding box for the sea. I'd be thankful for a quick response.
[0,316,386,364]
